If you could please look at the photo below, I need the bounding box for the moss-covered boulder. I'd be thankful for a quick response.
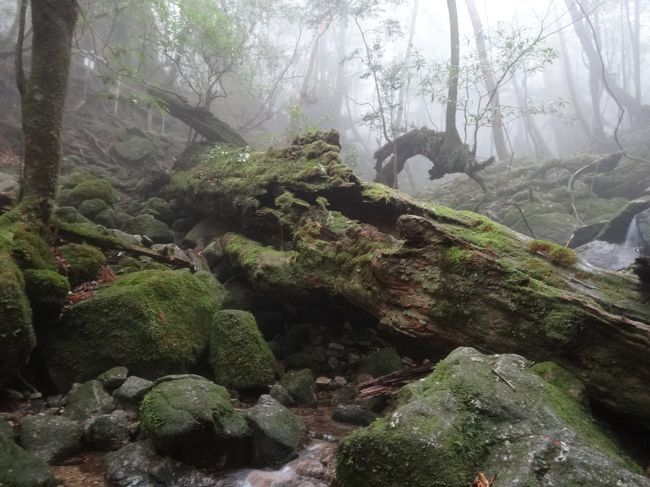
[0,251,34,386]
[0,436,56,487]
[337,347,650,487]
[78,198,110,220]
[209,310,275,390]
[23,269,70,318]
[124,214,172,243]
[63,179,116,207]
[41,270,225,390]
[359,348,403,377]
[59,243,106,287]
[139,375,250,469]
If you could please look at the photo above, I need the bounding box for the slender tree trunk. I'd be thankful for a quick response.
[564,0,642,127]
[558,21,593,141]
[394,0,419,133]
[512,75,552,158]
[624,0,642,103]
[446,0,460,140]
[20,0,78,223]
[464,0,508,161]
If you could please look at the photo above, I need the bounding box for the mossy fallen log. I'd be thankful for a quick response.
[166,130,650,424]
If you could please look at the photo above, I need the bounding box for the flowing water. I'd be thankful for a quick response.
[577,215,646,271]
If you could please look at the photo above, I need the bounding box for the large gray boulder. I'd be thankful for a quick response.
[245,395,307,467]
[337,347,650,487]
[139,375,251,469]
[18,415,83,464]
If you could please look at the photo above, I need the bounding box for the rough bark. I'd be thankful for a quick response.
[20,0,78,223]
[374,128,494,188]
[146,86,248,147]
[167,130,650,425]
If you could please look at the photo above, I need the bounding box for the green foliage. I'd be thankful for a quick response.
[529,240,577,267]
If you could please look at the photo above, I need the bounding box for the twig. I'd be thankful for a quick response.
[491,367,516,391]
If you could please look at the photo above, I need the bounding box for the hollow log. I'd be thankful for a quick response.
[146,86,247,147]
[166,130,650,425]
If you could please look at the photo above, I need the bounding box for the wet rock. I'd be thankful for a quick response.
[245,395,307,468]
[269,384,294,407]
[97,366,128,391]
[139,375,251,469]
[331,385,357,406]
[106,440,221,487]
[203,240,224,269]
[113,376,153,407]
[337,347,650,487]
[280,369,317,407]
[18,415,82,464]
[332,405,377,427]
[0,436,56,487]
[84,410,129,451]
[63,380,115,420]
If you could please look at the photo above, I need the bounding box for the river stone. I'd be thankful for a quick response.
[18,415,82,464]
[97,367,129,391]
[139,375,251,469]
[268,384,295,407]
[63,380,115,420]
[113,376,153,407]
[332,405,377,427]
[84,410,129,451]
[0,436,56,486]
[105,440,220,487]
[245,395,307,468]
[337,347,650,487]
[280,369,316,407]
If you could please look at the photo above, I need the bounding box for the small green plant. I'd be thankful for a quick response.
[529,240,577,267]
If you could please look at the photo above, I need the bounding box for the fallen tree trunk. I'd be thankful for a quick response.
[146,86,248,147]
[166,130,650,425]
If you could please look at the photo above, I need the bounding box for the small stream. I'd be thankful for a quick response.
[577,215,646,270]
[216,407,357,487]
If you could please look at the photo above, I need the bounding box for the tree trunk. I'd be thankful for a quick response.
[512,75,553,158]
[394,0,419,133]
[445,0,460,140]
[464,0,509,161]
[564,0,644,128]
[168,131,650,425]
[147,86,247,147]
[20,0,78,224]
